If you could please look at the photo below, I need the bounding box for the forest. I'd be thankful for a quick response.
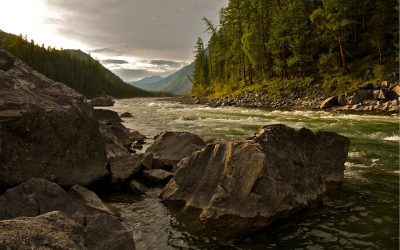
[0,31,157,98]
[192,0,399,98]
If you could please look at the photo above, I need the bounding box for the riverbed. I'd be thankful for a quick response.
[104,98,399,250]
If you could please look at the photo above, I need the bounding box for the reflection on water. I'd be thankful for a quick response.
[104,98,399,250]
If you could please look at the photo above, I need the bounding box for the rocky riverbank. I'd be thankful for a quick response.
[172,81,399,115]
[0,48,352,248]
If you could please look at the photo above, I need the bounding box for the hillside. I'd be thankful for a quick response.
[0,30,156,98]
[192,0,399,98]
[131,62,194,95]
[131,75,164,89]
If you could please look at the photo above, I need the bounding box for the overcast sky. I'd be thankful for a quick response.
[0,0,228,81]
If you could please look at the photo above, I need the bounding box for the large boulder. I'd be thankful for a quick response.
[85,213,135,250]
[145,131,206,170]
[0,178,135,249]
[0,211,87,249]
[88,96,115,107]
[143,169,174,186]
[0,49,107,189]
[161,124,350,236]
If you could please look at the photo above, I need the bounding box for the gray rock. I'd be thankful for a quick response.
[129,180,147,195]
[129,131,147,142]
[348,90,371,105]
[94,109,123,124]
[0,178,76,220]
[100,124,131,159]
[145,131,206,169]
[85,213,136,250]
[0,211,87,250]
[109,155,142,184]
[120,112,133,118]
[88,97,115,107]
[143,169,174,185]
[0,178,135,249]
[320,96,338,109]
[0,49,107,189]
[161,124,350,236]
[68,185,113,215]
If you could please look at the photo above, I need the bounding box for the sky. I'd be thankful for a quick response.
[0,0,228,82]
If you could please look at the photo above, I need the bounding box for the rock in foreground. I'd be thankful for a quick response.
[161,124,350,236]
[0,49,107,189]
[0,212,87,249]
[0,178,135,250]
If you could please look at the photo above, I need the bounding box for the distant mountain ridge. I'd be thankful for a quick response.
[131,62,194,95]
[133,75,165,89]
[0,30,157,98]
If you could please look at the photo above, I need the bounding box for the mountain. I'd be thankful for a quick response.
[131,75,164,89]
[0,30,158,98]
[131,62,194,95]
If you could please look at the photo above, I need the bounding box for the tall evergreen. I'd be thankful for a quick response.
[192,0,399,97]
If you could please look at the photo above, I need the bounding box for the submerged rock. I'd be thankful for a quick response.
[161,124,350,236]
[0,49,107,189]
[88,96,115,107]
[145,131,206,170]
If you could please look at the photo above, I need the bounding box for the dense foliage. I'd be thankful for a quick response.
[192,0,399,97]
[0,31,158,98]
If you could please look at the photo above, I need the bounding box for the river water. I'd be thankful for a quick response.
[104,98,399,250]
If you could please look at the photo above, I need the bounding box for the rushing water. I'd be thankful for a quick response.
[104,98,399,250]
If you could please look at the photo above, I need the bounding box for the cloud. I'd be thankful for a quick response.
[42,0,228,60]
[149,59,183,68]
[101,59,129,65]
[112,68,176,82]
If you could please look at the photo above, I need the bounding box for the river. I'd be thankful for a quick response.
[103,98,399,250]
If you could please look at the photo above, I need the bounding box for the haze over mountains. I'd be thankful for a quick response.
[131,62,194,96]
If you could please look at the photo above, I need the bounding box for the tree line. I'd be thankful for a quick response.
[192,0,399,96]
[0,30,160,98]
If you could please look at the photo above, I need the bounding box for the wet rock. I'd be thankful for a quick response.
[161,124,350,236]
[143,169,174,186]
[120,112,133,118]
[89,97,115,107]
[68,185,113,215]
[0,211,87,249]
[348,90,371,105]
[85,213,136,250]
[0,178,135,249]
[0,49,107,189]
[320,96,338,109]
[109,155,142,184]
[145,131,206,170]
[94,109,123,124]
[129,131,147,142]
[129,180,147,195]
